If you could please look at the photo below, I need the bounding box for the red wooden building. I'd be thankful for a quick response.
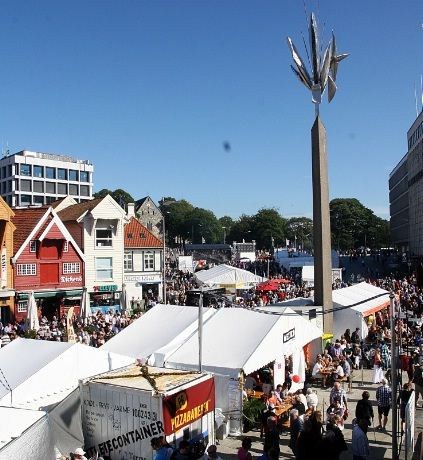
[12,206,85,321]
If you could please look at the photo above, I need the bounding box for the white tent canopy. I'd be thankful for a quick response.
[101,304,217,360]
[332,282,390,339]
[194,264,265,288]
[161,307,322,378]
[0,338,133,410]
[0,407,55,459]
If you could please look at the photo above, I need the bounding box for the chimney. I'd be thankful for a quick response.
[127,203,135,218]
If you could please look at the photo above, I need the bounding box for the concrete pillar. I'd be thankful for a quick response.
[311,117,333,334]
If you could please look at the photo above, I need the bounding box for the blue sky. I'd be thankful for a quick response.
[0,1,421,219]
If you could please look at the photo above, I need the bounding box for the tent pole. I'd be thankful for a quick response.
[199,286,203,372]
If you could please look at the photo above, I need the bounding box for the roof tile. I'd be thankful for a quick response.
[125,217,163,248]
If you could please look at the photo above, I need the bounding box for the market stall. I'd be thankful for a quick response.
[194,264,265,289]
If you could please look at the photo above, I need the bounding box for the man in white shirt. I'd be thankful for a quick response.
[335,361,345,379]
[312,358,323,377]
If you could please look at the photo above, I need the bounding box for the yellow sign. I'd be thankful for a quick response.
[170,400,211,432]
[66,307,77,343]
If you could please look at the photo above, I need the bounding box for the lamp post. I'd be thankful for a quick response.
[390,292,399,460]
[222,226,226,245]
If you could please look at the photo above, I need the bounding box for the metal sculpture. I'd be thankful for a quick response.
[287,13,348,115]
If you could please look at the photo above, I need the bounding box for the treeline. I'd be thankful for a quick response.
[94,190,389,251]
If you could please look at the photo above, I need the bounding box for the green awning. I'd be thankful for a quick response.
[18,289,83,300]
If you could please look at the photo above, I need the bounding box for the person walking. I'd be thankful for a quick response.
[397,382,414,435]
[352,418,370,460]
[375,378,392,431]
[412,362,423,408]
[355,391,374,427]
[289,409,303,458]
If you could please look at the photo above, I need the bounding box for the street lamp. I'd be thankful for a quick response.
[222,226,226,245]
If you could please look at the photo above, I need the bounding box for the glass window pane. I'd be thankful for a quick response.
[80,171,89,182]
[33,165,43,177]
[69,170,78,181]
[96,257,112,269]
[69,184,78,195]
[80,185,89,196]
[33,181,44,193]
[57,168,67,180]
[33,195,44,205]
[20,164,31,176]
[20,179,31,192]
[57,183,67,194]
[46,182,55,193]
[20,194,31,206]
[46,167,56,179]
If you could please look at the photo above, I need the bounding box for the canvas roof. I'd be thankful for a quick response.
[332,282,390,316]
[195,264,265,287]
[0,339,133,410]
[162,307,322,378]
[0,406,47,450]
[101,304,217,360]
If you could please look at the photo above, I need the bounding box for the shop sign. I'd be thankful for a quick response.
[124,274,161,283]
[61,275,83,283]
[1,248,6,288]
[162,378,215,435]
[93,285,117,292]
[283,328,295,343]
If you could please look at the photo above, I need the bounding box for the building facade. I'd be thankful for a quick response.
[58,195,127,314]
[0,197,15,323]
[389,111,423,257]
[0,150,93,207]
[135,196,163,238]
[124,217,163,304]
[11,207,85,322]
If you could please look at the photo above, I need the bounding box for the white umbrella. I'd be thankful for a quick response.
[120,284,128,312]
[26,291,39,331]
[80,287,92,320]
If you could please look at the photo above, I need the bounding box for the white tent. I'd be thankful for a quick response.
[0,407,55,459]
[194,264,265,288]
[161,307,322,378]
[101,304,217,360]
[332,282,390,339]
[0,338,133,410]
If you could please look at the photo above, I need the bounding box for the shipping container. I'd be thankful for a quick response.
[80,365,215,460]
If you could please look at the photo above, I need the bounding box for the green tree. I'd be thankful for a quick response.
[93,188,113,199]
[330,198,389,250]
[252,208,287,250]
[286,217,313,250]
[160,199,194,244]
[112,189,134,208]
[218,216,234,244]
[227,215,254,245]
[186,207,221,244]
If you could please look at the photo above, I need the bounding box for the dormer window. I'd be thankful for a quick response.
[127,233,133,239]
[140,232,146,239]
[96,228,113,247]
[29,240,37,253]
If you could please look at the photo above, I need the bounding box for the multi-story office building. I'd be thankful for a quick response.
[389,110,423,256]
[0,150,93,207]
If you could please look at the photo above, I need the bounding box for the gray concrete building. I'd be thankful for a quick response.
[389,111,423,256]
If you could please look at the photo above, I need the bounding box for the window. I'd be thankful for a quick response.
[69,169,78,181]
[33,180,44,193]
[17,301,27,313]
[96,228,113,247]
[17,263,36,275]
[144,252,154,270]
[46,196,57,204]
[20,194,31,206]
[33,165,43,177]
[69,184,78,195]
[46,167,56,179]
[57,183,67,194]
[57,168,67,180]
[124,252,133,271]
[20,179,31,192]
[80,171,89,182]
[96,257,113,280]
[33,195,44,205]
[8,165,12,176]
[63,262,80,274]
[63,241,69,252]
[80,185,89,196]
[7,180,11,192]
[29,240,37,252]
[1,166,5,179]
[14,179,19,191]
[46,182,55,194]
[20,164,31,176]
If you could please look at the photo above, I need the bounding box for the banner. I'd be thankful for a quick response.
[66,306,77,343]
[162,378,215,434]
[1,247,7,288]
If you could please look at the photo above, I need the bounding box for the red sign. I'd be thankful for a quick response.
[162,378,215,434]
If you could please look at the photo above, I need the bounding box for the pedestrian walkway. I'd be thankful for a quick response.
[217,369,423,459]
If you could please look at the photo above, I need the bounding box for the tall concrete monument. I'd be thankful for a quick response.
[287,14,348,334]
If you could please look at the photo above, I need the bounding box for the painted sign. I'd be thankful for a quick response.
[93,285,118,292]
[124,274,161,283]
[1,247,6,288]
[61,275,83,283]
[66,306,77,343]
[283,328,295,343]
[162,378,215,434]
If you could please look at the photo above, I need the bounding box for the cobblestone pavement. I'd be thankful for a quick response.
[216,370,423,459]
